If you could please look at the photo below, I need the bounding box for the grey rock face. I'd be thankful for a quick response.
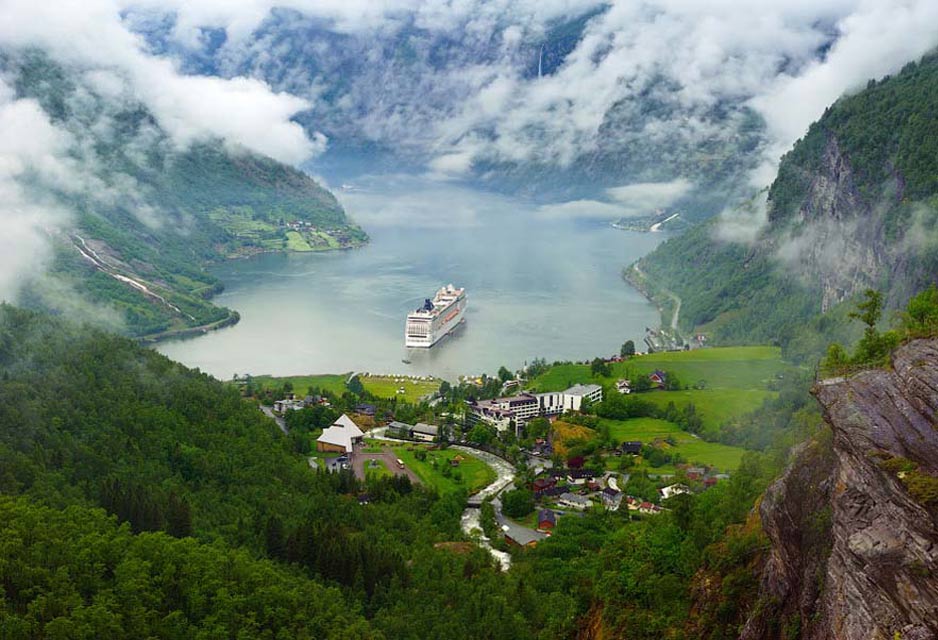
[740,339,938,640]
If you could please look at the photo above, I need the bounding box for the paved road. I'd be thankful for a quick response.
[351,446,422,485]
[260,405,288,435]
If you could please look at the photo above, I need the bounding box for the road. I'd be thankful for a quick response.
[260,405,288,435]
[351,445,422,485]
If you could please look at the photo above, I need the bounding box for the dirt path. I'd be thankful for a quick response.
[352,446,422,485]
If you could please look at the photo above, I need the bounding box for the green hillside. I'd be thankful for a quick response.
[633,52,938,361]
[6,51,366,338]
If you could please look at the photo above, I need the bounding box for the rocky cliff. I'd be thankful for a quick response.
[740,339,938,640]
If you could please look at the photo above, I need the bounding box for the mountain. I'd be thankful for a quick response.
[5,50,366,338]
[159,7,765,213]
[631,52,938,360]
[739,338,938,640]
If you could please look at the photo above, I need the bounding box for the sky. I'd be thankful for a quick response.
[0,0,937,300]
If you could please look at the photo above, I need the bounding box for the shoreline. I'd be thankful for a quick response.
[143,235,369,345]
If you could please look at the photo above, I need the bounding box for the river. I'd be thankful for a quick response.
[157,175,665,380]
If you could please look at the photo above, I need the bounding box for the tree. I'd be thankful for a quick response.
[347,375,365,395]
[620,340,636,357]
[590,358,610,377]
[501,489,535,518]
[497,366,513,383]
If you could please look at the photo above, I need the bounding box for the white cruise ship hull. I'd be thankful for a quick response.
[405,286,467,348]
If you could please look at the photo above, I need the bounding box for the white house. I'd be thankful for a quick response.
[316,414,365,453]
[562,384,603,411]
[660,483,691,500]
[412,423,439,442]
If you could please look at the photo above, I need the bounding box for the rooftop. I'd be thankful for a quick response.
[564,383,602,397]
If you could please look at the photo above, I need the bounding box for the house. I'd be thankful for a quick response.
[386,421,414,438]
[587,480,602,492]
[537,509,557,531]
[620,441,643,455]
[273,397,305,413]
[502,522,546,548]
[316,414,365,453]
[602,487,622,510]
[354,403,376,417]
[660,483,691,500]
[532,477,557,494]
[412,422,439,442]
[615,379,632,394]
[567,455,585,469]
[639,501,660,515]
[649,370,667,389]
[558,492,591,510]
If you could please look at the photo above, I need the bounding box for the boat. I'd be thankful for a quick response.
[401,358,412,365]
[405,284,467,348]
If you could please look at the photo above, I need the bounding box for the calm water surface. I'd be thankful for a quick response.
[158,178,665,380]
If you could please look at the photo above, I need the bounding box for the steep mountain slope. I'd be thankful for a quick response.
[632,53,938,358]
[168,7,764,211]
[739,338,938,639]
[5,51,365,338]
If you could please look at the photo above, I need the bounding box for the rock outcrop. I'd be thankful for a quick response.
[740,339,938,640]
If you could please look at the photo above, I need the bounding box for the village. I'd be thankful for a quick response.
[260,354,747,552]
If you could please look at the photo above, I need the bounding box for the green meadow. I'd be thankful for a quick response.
[602,417,746,472]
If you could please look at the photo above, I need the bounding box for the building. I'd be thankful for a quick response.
[660,483,691,500]
[412,423,439,442]
[316,414,365,453]
[620,441,643,455]
[602,487,623,511]
[558,492,591,510]
[354,403,376,417]
[615,379,632,394]
[273,397,305,413]
[467,384,604,431]
[562,384,603,411]
[649,370,667,388]
[537,509,557,531]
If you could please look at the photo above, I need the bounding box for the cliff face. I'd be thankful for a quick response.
[740,339,938,640]
[774,137,888,312]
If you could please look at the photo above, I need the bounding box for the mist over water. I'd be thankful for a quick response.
[157,175,665,380]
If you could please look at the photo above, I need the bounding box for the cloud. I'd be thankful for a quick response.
[0,0,321,164]
[750,0,938,187]
[712,193,769,245]
[536,179,692,220]
[0,82,74,301]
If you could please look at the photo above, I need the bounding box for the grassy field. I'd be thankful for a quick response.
[640,388,774,431]
[244,373,349,396]
[360,374,439,403]
[237,372,438,403]
[531,346,790,392]
[602,417,746,472]
[382,443,496,495]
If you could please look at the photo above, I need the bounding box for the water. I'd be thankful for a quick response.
[157,176,665,380]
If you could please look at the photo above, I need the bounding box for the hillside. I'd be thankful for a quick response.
[0,305,559,639]
[632,52,938,360]
[5,51,366,338]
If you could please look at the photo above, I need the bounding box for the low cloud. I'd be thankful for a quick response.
[712,193,770,245]
[0,0,322,164]
[0,83,75,301]
[536,179,692,220]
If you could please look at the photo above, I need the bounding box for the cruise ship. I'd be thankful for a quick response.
[405,284,467,348]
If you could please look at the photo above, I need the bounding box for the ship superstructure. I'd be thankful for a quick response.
[405,284,466,348]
